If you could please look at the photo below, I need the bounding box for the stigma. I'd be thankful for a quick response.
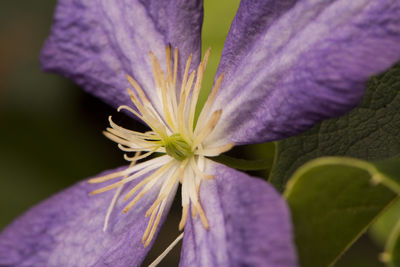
[88,45,233,247]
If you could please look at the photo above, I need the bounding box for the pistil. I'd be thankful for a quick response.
[164,133,193,161]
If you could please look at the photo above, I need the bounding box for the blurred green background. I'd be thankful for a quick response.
[0,0,393,266]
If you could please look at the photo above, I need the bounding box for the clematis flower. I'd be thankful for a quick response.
[1,0,400,266]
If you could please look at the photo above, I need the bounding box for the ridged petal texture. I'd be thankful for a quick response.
[206,0,400,146]
[40,0,203,111]
[180,162,298,267]
[0,167,177,267]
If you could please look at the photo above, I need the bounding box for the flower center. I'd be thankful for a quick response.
[88,45,234,249]
[164,133,193,161]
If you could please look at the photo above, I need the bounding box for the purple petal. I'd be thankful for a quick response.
[179,162,297,267]
[41,0,203,110]
[0,166,177,266]
[206,0,400,145]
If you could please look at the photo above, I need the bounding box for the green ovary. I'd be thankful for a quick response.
[164,133,193,161]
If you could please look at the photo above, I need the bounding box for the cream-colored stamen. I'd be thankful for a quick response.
[149,232,184,267]
[123,161,175,201]
[179,205,189,230]
[144,199,167,247]
[195,74,224,133]
[198,143,235,157]
[89,46,232,248]
[103,151,141,232]
[196,202,210,230]
[192,109,222,148]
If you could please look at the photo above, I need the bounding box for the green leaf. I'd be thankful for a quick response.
[284,156,400,267]
[370,199,400,248]
[270,64,400,192]
[374,158,400,194]
[381,220,400,267]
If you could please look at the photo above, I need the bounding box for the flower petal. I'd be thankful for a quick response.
[40,0,203,109]
[207,0,400,145]
[0,166,177,267]
[179,161,297,267]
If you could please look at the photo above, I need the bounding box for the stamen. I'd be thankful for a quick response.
[90,46,233,251]
[150,52,176,132]
[117,105,162,134]
[192,109,222,148]
[89,180,126,196]
[109,116,158,138]
[198,143,235,157]
[165,45,179,124]
[144,199,167,247]
[122,166,175,214]
[143,208,157,245]
[103,184,124,232]
[126,88,163,123]
[146,195,166,217]
[195,74,224,133]
[191,205,197,218]
[145,164,182,217]
[190,158,214,180]
[196,202,210,230]
[103,152,141,232]
[123,146,161,161]
[106,129,161,146]
[88,169,129,184]
[123,188,151,214]
[178,71,196,137]
[89,156,169,185]
[149,232,184,267]
[173,47,178,89]
[188,48,211,132]
[126,75,154,111]
[179,204,189,230]
[118,94,166,137]
[123,161,175,201]
[180,54,192,99]
[104,130,153,150]
[165,45,173,85]
[118,144,164,153]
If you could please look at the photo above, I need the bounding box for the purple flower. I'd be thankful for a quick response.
[1,0,400,266]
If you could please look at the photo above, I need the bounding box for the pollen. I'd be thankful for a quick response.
[88,45,233,247]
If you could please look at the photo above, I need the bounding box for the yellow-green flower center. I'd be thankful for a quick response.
[164,133,193,161]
